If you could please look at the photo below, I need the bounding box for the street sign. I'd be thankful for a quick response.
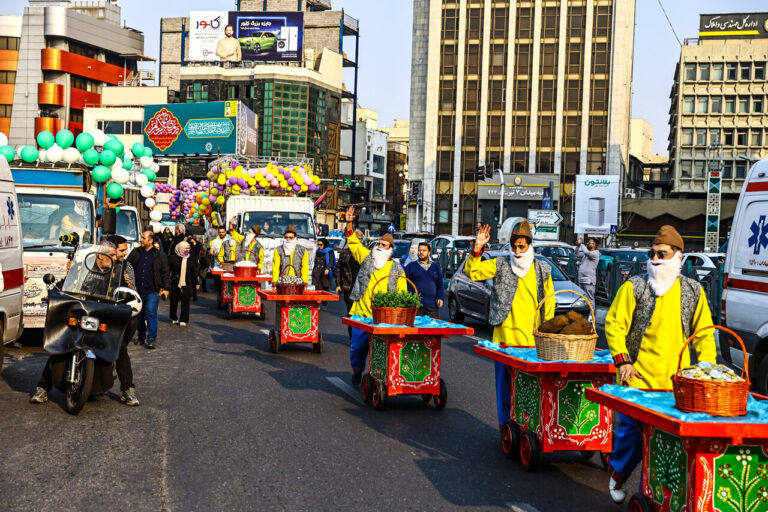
[528,209,563,226]
[531,223,559,241]
[387,224,395,233]
[610,224,617,235]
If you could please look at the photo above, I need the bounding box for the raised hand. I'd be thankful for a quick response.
[346,205,355,223]
[475,224,491,249]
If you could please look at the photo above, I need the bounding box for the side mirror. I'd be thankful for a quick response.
[431,254,438,261]
[43,273,56,285]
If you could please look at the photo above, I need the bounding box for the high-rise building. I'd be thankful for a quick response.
[629,118,653,163]
[409,0,635,236]
[1,1,146,145]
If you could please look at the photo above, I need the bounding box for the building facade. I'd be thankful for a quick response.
[1,1,145,144]
[629,118,653,162]
[409,0,635,236]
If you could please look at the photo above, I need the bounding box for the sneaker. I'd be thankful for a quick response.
[145,339,156,350]
[29,387,48,403]
[180,322,187,327]
[351,370,362,386]
[121,387,140,406]
[609,475,627,504]
[172,319,179,325]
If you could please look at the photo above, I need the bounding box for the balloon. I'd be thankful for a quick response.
[135,173,149,187]
[92,165,111,183]
[103,138,123,156]
[75,132,94,152]
[0,146,12,163]
[149,210,162,222]
[111,168,130,184]
[151,162,160,173]
[131,143,145,157]
[36,131,55,149]
[122,158,133,170]
[216,196,225,205]
[142,169,156,182]
[62,147,80,163]
[145,198,156,208]
[55,129,74,149]
[0,133,7,146]
[287,178,295,186]
[99,150,116,166]
[89,129,107,146]
[20,146,38,163]
[140,184,154,198]
[140,156,152,169]
[82,148,99,165]
[38,149,47,163]
[46,144,64,163]
[106,182,123,200]
[300,184,308,192]
[143,147,153,158]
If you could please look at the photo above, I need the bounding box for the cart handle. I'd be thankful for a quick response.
[367,273,420,305]
[533,289,596,335]
[675,325,749,383]
[235,248,260,264]
[277,258,305,281]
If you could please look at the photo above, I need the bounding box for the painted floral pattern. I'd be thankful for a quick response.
[288,306,311,334]
[399,342,431,383]
[713,446,768,512]
[557,381,599,436]
[649,429,687,512]
[514,371,540,431]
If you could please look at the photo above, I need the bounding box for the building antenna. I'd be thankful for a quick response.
[656,0,682,46]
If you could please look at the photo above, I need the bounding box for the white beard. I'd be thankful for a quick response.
[510,245,535,278]
[372,247,393,270]
[244,233,255,246]
[283,240,296,253]
[647,253,682,296]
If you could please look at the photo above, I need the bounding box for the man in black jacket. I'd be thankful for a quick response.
[127,231,171,349]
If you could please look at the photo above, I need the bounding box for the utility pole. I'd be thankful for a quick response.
[704,136,723,252]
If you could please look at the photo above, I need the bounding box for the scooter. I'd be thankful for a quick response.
[42,245,141,414]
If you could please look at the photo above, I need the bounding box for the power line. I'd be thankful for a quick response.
[656,0,682,46]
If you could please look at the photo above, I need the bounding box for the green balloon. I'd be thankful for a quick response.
[92,165,111,183]
[122,158,133,170]
[55,129,74,149]
[36,131,55,149]
[142,168,157,182]
[116,206,121,213]
[0,146,13,163]
[20,146,39,163]
[83,148,100,166]
[131,143,145,157]
[143,147,153,158]
[104,138,124,156]
[75,133,94,152]
[106,182,124,200]
[99,149,116,166]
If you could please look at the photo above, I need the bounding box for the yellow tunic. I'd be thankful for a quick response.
[272,248,309,283]
[229,230,265,269]
[464,254,555,347]
[605,279,716,390]
[346,231,408,318]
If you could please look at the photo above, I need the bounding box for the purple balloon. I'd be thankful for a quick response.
[237,178,245,187]
[293,184,301,192]
[287,178,295,186]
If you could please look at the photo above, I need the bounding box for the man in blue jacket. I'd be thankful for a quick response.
[405,242,445,318]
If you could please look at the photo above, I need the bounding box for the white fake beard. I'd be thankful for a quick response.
[647,253,682,297]
[372,247,393,270]
[510,245,534,278]
[244,233,255,246]
[283,240,296,253]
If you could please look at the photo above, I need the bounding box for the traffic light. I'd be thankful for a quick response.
[476,165,485,182]
[493,205,499,223]
[485,163,495,180]
[333,178,338,186]
[344,178,351,186]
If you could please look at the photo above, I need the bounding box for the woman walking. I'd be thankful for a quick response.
[169,241,199,326]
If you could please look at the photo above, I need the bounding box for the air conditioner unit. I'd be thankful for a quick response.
[624,191,636,199]
[624,188,634,195]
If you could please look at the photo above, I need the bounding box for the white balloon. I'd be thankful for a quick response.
[124,149,133,160]
[112,168,130,184]
[47,144,64,162]
[145,198,156,208]
[89,129,107,147]
[140,184,154,198]
[151,162,160,173]
[111,157,123,172]
[0,132,7,146]
[63,147,80,163]
[135,173,149,187]
[38,149,47,163]
[149,210,162,222]
[15,146,22,158]
[139,156,152,169]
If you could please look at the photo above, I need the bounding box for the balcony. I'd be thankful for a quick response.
[38,83,65,106]
[343,13,359,35]
[41,48,127,85]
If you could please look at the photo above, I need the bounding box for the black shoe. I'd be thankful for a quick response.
[351,370,362,386]
[145,339,156,350]
[135,337,145,346]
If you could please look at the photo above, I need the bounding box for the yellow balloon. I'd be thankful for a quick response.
[296,177,304,186]
[218,175,226,185]
[300,184,308,192]
[217,195,225,205]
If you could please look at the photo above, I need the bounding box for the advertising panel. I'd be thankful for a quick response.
[574,175,620,235]
[189,11,229,61]
[699,13,768,40]
[143,101,258,156]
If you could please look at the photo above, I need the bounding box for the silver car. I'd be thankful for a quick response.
[446,251,591,324]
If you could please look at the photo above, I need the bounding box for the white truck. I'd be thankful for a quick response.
[115,205,142,252]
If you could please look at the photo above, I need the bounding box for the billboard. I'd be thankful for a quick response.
[189,10,304,63]
[143,101,258,156]
[699,13,768,40]
[574,175,620,236]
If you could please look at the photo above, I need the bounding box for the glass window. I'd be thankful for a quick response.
[710,130,720,146]
[683,96,694,113]
[711,96,722,113]
[725,96,735,113]
[699,63,710,80]
[713,63,724,81]
[739,97,749,113]
[741,63,751,80]
[696,129,707,146]
[756,63,766,80]
[694,161,705,178]
[726,63,737,80]
[724,129,734,146]
[736,162,747,179]
[754,97,764,113]
[752,130,762,146]
[723,162,732,179]
[680,161,692,177]
[685,63,696,81]
[737,129,748,146]
[682,128,693,145]
[697,97,708,113]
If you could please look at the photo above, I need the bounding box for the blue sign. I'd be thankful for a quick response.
[387,224,396,233]
[542,184,552,210]
[610,224,617,235]
[230,11,304,63]
[748,215,768,255]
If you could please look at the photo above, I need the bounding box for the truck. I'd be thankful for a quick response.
[149,192,176,234]
[12,163,96,331]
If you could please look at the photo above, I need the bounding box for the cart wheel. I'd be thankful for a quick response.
[580,450,595,461]
[519,430,540,472]
[361,374,373,405]
[226,303,233,319]
[216,297,222,310]
[433,378,447,410]
[600,452,611,471]
[501,420,519,459]
[313,333,323,353]
[421,394,432,404]
[371,380,385,411]
[628,493,653,512]
[258,311,265,321]
[268,329,279,353]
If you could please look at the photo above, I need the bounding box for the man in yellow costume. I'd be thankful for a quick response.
[272,225,309,283]
[229,223,265,269]
[465,221,554,437]
[344,206,407,385]
[605,225,716,504]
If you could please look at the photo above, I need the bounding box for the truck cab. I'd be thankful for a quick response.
[114,205,142,252]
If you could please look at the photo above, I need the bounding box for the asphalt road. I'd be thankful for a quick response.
[0,290,636,511]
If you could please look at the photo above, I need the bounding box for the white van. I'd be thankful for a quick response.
[722,158,768,393]
[0,158,25,372]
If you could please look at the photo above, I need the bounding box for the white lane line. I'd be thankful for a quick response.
[326,376,365,405]
[506,503,541,512]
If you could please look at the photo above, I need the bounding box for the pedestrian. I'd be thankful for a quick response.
[405,242,445,318]
[209,226,228,302]
[188,235,202,302]
[343,206,407,386]
[604,225,716,504]
[168,223,187,256]
[161,227,173,254]
[464,221,555,438]
[272,225,309,283]
[127,231,171,349]
[312,238,335,292]
[169,241,199,327]
[335,230,362,335]
[576,237,600,308]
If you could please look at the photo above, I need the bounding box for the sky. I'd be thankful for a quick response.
[3,0,767,151]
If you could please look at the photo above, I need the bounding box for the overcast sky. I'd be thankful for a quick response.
[4,0,768,153]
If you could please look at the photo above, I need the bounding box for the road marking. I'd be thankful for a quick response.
[506,503,541,512]
[326,376,365,405]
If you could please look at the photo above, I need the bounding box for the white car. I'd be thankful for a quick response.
[681,252,725,278]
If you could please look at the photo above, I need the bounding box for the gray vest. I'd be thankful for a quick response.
[350,254,404,302]
[488,258,551,326]
[277,244,306,279]
[238,239,263,263]
[625,275,701,362]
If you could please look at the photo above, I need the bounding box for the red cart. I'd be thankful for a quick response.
[220,273,271,319]
[342,317,474,411]
[586,386,768,512]
[209,267,233,310]
[258,289,339,353]
[474,344,616,472]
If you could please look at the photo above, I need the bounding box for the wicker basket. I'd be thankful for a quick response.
[533,289,598,361]
[672,325,750,417]
[234,249,260,279]
[369,274,420,327]
[275,264,306,296]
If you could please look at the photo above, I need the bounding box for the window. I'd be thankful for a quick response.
[724,129,734,146]
[512,116,529,147]
[467,7,483,40]
[564,116,580,147]
[725,96,735,113]
[539,79,555,111]
[440,43,457,75]
[68,42,97,59]
[591,43,609,75]
[694,161,705,178]
[756,63,766,80]
[567,6,586,38]
[0,71,16,84]
[726,63,737,80]
[69,109,83,124]
[752,130,762,146]
[683,96,694,113]
[565,79,582,110]
[438,115,454,146]
[685,63,696,80]
[227,86,238,100]
[540,43,557,75]
[713,63,724,81]
[441,8,459,40]
[736,162,747,179]
[711,96,722,113]
[490,44,506,75]
[0,105,11,117]
[680,161,692,177]
[697,97,708,113]
[516,7,533,39]
[754,97,764,113]
[699,63,710,81]
[463,115,479,145]
[186,83,208,102]
[739,97,749,113]
[710,130,720,146]
[590,79,608,111]
[0,37,20,50]
[438,197,450,224]
[682,128,693,145]
[488,115,504,146]
[737,129,748,146]
[542,6,559,38]
[465,44,480,76]
[491,7,509,39]
[99,121,125,134]
[514,80,530,110]
[538,115,554,147]
[723,162,732,179]
[566,43,582,74]
[696,129,707,146]
[463,80,480,111]
[439,80,455,110]
[741,63,752,80]
[515,44,532,76]
[593,5,612,38]
[489,79,505,110]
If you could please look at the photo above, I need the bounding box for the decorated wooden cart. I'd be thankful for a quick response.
[342,317,474,411]
[220,273,271,319]
[473,344,616,472]
[258,289,339,353]
[209,268,232,310]
[586,386,768,512]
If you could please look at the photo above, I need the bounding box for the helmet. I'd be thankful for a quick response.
[113,287,143,317]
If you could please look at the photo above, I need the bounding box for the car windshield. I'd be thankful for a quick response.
[62,245,123,300]
[453,240,474,250]
[243,211,316,239]
[392,241,411,259]
[19,193,93,249]
[160,213,173,223]
[602,250,645,261]
[536,256,567,281]
[116,209,139,241]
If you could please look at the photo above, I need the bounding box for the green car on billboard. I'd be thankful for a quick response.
[238,32,278,53]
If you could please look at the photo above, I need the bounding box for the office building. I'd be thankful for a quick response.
[381,120,410,226]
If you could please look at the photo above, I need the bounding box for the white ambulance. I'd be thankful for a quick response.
[0,158,25,372]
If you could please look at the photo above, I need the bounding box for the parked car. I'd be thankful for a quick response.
[446,252,591,325]
[722,158,768,393]
[367,239,413,266]
[239,32,278,52]
[681,252,725,278]
[401,231,436,242]
[533,241,575,270]
[598,248,648,278]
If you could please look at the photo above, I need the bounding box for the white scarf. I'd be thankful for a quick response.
[283,239,297,254]
[372,247,393,270]
[244,233,255,247]
[647,252,682,297]
[510,245,535,278]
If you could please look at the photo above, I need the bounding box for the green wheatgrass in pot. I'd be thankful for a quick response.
[371,290,422,309]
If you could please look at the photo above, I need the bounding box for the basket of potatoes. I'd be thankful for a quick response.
[533,289,597,361]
